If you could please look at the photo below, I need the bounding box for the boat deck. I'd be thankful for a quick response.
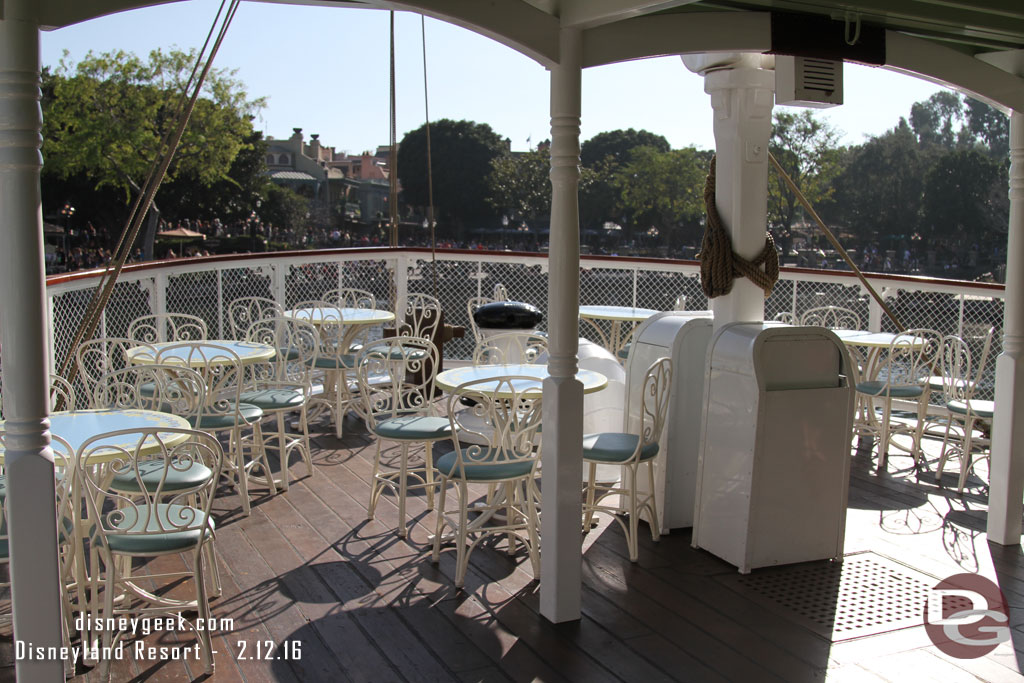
[1,415,1021,682]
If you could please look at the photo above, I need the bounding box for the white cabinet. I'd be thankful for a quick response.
[692,323,854,573]
[625,311,714,533]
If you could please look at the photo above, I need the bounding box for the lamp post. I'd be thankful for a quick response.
[60,202,75,269]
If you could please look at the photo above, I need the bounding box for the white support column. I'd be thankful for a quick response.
[683,54,774,329]
[541,27,584,623]
[988,111,1024,545]
[0,5,67,680]
[394,253,410,316]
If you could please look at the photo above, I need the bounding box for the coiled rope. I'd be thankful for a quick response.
[699,156,779,298]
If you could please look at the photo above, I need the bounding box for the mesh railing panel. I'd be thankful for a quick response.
[167,270,219,337]
[44,252,1006,385]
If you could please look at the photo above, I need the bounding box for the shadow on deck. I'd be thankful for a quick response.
[3,416,1023,682]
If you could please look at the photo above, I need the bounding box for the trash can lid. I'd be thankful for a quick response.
[472,301,543,329]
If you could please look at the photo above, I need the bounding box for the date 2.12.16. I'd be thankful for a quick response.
[236,640,302,660]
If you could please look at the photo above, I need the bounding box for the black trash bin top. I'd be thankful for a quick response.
[472,301,543,329]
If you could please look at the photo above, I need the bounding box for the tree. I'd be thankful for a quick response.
[159,129,270,224]
[963,98,1010,159]
[615,146,709,248]
[829,120,927,242]
[261,184,309,235]
[921,148,1006,245]
[41,48,264,240]
[768,110,842,232]
[909,91,964,150]
[581,129,670,168]
[397,119,506,238]
[485,148,551,224]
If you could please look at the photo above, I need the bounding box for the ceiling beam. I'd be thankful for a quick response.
[581,11,770,67]
[559,0,700,30]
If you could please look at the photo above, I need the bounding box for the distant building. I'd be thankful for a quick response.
[265,128,395,228]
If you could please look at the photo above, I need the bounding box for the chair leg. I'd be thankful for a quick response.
[936,418,956,482]
[876,397,893,472]
[232,427,251,516]
[424,441,435,509]
[646,460,660,542]
[583,461,597,530]
[525,476,541,580]
[454,481,470,588]
[194,547,215,674]
[252,421,278,496]
[397,443,410,538]
[367,439,384,519]
[205,540,222,599]
[431,477,449,563]
[505,481,517,555]
[300,404,314,477]
[276,412,290,492]
[627,464,640,563]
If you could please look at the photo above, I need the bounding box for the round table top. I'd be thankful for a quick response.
[0,409,192,463]
[435,363,608,398]
[128,340,276,366]
[578,305,660,322]
[285,307,395,325]
[832,330,926,348]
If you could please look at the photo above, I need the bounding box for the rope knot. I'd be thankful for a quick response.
[698,156,779,298]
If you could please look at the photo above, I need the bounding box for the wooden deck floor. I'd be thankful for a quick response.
[4,415,1024,682]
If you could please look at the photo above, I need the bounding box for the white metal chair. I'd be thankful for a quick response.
[76,427,223,679]
[472,331,548,366]
[227,296,284,340]
[432,375,543,588]
[935,335,995,492]
[324,287,376,310]
[76,337,156,401]
[292,301,366,438]
[398,292,443,341]
[154,342,275,515]
[854,329,942,470]
[358,336,451,538]
[241,316,320,489]
[799,305,861,330]
[127,312,208,343]
[582,356,672,562]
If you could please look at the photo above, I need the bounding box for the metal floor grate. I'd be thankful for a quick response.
[716,552,937,642]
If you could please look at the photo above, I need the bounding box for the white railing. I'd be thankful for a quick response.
[45,247,1005,398]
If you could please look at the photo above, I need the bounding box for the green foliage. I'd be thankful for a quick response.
[768,110,842,232]
[615,146,709,243]
[397,119,506,235]
[829,120,925,241]
[921,149,1007,243]
[581,129,670,168]
[910,91,964,150]
[43,48,264,196]
[485,148,551,222]
[260,184,309,233]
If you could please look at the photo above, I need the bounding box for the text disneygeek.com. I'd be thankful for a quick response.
[16,613,302,664]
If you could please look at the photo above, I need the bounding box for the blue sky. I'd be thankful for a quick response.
[41,0,948,154]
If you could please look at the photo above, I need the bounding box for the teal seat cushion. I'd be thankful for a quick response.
[947,399,995,419]
[280,346,301,361]
[103,503,214,554]
[582,432,658,463]
[435,448,535,481]
[109,459,215,494]
[374,415,452,441]
[855,381,924,398]
[617,343,631,360]
[190,402,262,430]
[312,355,357,370]
[239,388,305,411]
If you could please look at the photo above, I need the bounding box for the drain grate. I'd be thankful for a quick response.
[716,552,938,642]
